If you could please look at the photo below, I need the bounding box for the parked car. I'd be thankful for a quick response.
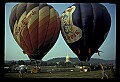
[4,66,11,72]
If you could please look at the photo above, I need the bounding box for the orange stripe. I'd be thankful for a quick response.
[39,15,49,27]
[38,15,49,31]
[38,15,50,48]
[44,17,57,44]
[28,19,39,52]
[50,17,60,44]
[45,21,56,42]
[38,24,48,48]
[21,26,33,53]
[28,17,39,33]
[44,15,57,37]
[29,25,38,52]
[47,15,60,48]
[20,35,32,54]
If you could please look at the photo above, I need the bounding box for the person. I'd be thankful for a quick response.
[99,63,108,79]
[19,65,26,78]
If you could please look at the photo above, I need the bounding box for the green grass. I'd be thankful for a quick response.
[4,66,115,78]
[4,70,115,78]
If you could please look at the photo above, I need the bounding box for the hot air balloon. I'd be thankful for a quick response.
[61,3,111,61]
[9,3,60,60]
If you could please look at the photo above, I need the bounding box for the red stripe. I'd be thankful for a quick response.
[29,25,38,52]
[43,19,57,47]
[78,48,80,54]
[48,17,60,47]
[49,17,60,45]
[88,48,91,55]
[44,15,57,41]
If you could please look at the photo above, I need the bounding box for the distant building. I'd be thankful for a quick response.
[65,53,71,63]
[64,54,75,68]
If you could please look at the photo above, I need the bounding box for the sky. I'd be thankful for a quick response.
[5,3,116,61]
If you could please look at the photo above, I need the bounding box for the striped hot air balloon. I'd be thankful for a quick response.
[9,3,60,60]
[61,3,111,61]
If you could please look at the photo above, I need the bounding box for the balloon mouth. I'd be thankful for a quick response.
[23,50,47,60]
[78,56,90,61]
[28,54,44,60]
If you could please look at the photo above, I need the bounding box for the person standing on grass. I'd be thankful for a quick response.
[19,65,26,78]
[100,63,108,79]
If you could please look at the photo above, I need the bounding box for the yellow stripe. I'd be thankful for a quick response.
[13,20,20,45]
[39,15,49,27]
[27,7,39,30]
[17,11,26,43]
[49,8,57,24]
[50,8,56,18]
[39,6,49,22]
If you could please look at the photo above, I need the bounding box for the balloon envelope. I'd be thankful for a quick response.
[60,3,111,61]
[9,3,60,60]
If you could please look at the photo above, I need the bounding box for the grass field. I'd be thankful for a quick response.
[4,66,115,78]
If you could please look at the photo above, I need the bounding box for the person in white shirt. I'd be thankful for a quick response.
[19,65,27,78]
